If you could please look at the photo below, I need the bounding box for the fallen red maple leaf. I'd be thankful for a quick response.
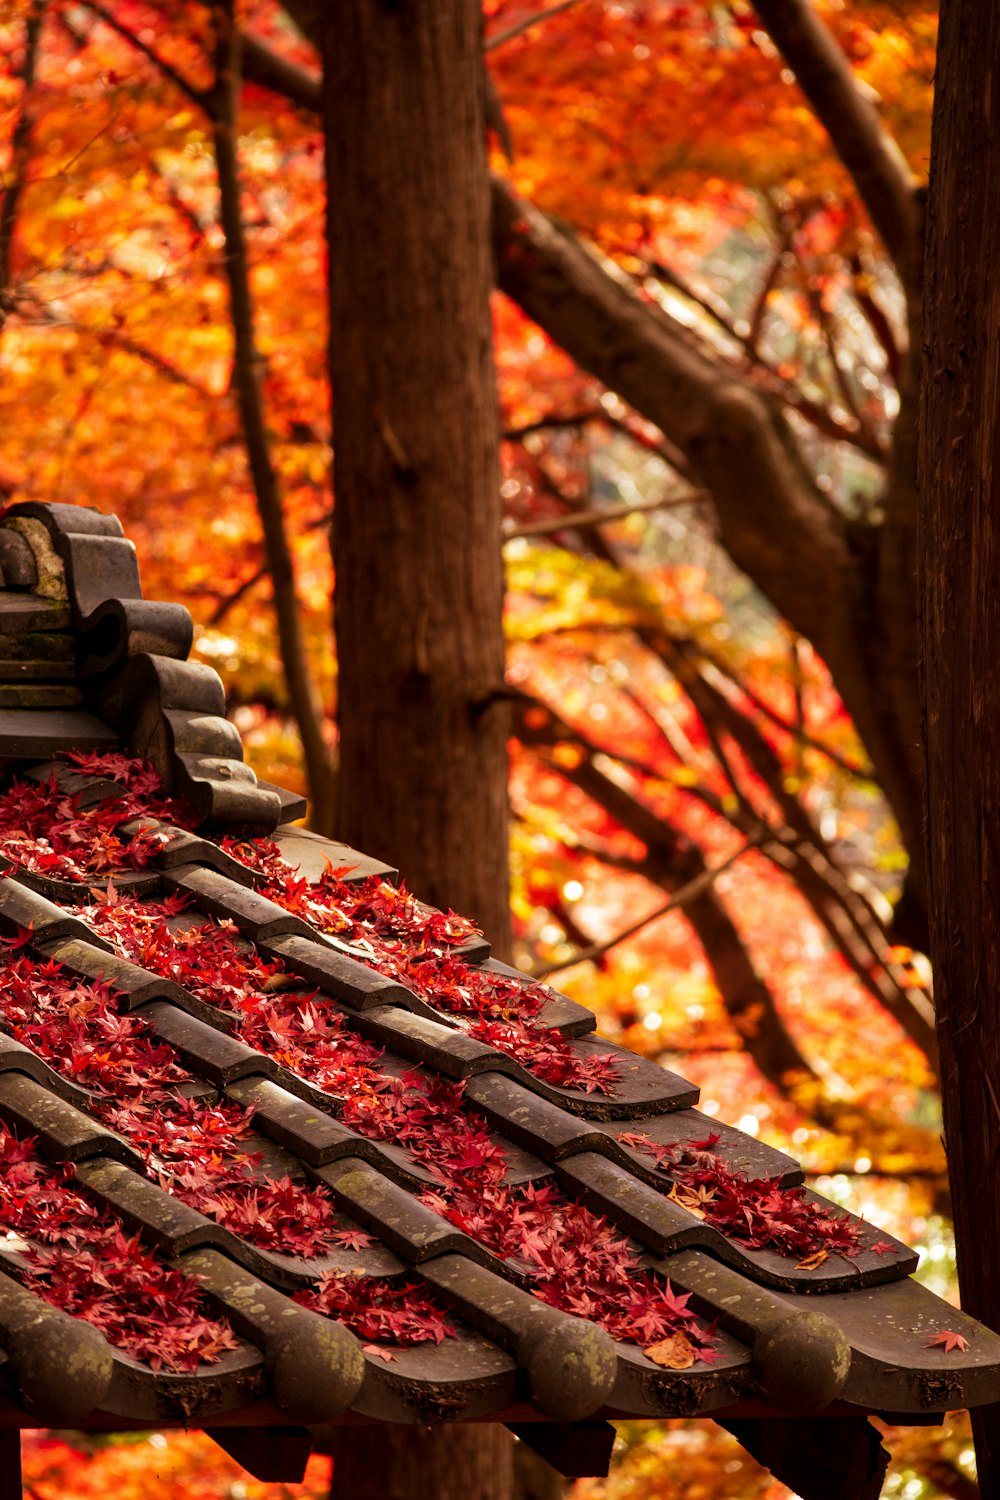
[925,1329,971,1353]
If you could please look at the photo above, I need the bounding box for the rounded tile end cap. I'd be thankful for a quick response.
[752,1310,851,1414]
[11,1315,114,1424]
[524,1320,618,1421]
[268,1320,365,1424]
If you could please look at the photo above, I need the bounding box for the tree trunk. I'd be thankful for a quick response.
[212,1,334,833]
[328,1428,515,1500]
[322,2,513,1495]
[326,1427,515,1500]
[323,0,510,950]
[919,1,1000,1492]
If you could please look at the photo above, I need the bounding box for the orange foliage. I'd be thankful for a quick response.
[21,1429,331,1500]
[0,2,965,1495]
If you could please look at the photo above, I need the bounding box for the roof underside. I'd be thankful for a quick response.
[0,501,994,1500]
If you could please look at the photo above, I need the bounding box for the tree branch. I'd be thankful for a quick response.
[752,0,921,290]
[0,3,44,325]
[535,834,763,978]
[485,1,581,52]
[80,2,211,109]
[513,692,831,1094]
[644,254,887,460]
[210,1,333,829]
[503,489,706,540]
[241,31,321,109]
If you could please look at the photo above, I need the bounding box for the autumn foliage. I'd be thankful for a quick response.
[0,0,967,1496]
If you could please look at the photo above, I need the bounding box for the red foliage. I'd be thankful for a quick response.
[0,1121,238,1371]
[0,753,194,883]
[295,1273,455,1349]
[617,1131,863,1262]
[421,1177,715,1357]
[224,837,619,1093]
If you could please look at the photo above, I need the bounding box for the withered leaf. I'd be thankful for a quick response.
[644,1331,697,1369]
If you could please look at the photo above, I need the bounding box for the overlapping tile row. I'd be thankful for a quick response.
[0,759,996,1439]
[0,502,283,830]
[0,499,998,1447]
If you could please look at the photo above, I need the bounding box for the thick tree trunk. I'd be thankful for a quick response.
[324,0,510,949]
[322,3,513,1495]
[326,1427,515,1500]
[919,1,1000,1492]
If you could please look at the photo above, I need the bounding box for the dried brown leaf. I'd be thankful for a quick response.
[644,1331,697,1369]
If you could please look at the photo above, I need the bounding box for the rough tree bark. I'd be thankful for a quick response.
[324,1425,515,1500]
[323,0,510,949]
[321,1,513,1495]
[919,0,1000,1492]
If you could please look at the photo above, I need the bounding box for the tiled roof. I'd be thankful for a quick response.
[0,501,996,1499]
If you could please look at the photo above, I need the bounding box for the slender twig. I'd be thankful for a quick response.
[80,2,211,108]
[210,1,333,829]
[502,408,604,441]
[503,490,707,540]
[745,246,785,359]
[207,504,333,626]
[644,256,887,461]
[849,251,903,383]
[485,0,581,52]
[535,833,763,978]
[0,3,44,324]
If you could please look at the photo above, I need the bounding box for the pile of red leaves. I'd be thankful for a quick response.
[0,752,193,884]
[0,757,724,1363]
[224,840,619,1094]
[422,1178,716,1361]
[0,952,343,1259]
[0,1121,238,1371]
[49,897,714,1363]
[81,893,508,1185]
[618,1131,867,1266]
[295,1273,455,1352]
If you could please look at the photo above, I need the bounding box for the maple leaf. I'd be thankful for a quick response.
[925,1329,971,1353]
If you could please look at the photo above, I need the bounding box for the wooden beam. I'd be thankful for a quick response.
[505,1422,615,1478]
[0,1431,21,1500]
[205,1426,312,1482]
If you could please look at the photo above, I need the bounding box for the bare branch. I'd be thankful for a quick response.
[207,503,332,626]
[502,408,605,441]
[513,691,828,1092]
[485,0,581,52]
[503,489,707,540]
[210,1,333,828]
[241,31,321,110]
[849,252,903,383]
[80,2,211,109]
[645,254,887,460]
[0,4,43,322]
[752,0,921,288]
[535,834,763,977]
